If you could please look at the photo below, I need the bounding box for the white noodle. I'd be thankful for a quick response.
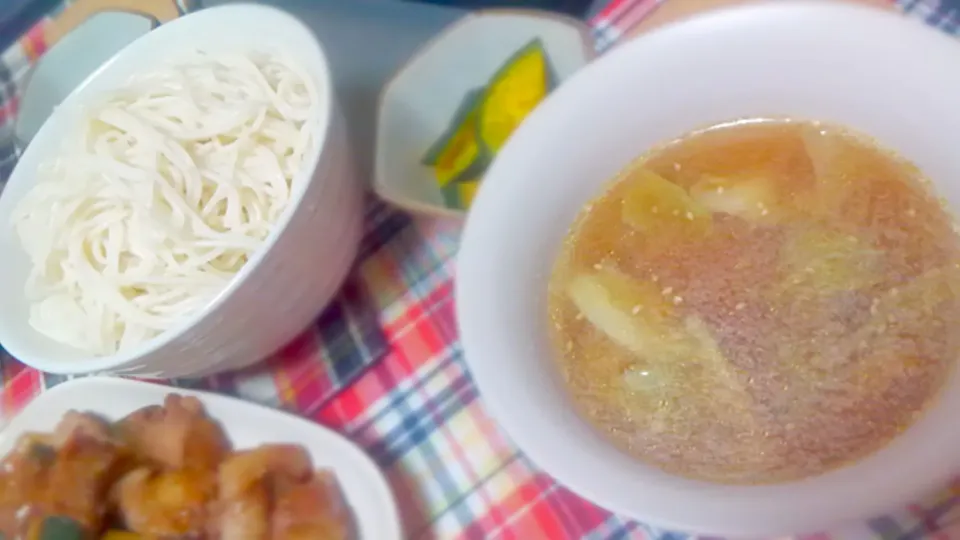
[11,49,318,356]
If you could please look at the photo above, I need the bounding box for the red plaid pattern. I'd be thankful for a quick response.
[3,0,960,538]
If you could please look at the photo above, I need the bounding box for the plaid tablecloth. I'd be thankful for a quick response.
[2,0,960,538]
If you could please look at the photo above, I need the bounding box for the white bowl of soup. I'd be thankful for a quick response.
[456,2,960,537]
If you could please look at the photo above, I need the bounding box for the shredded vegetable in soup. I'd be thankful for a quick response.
[11,49,318,356]
[547,119,960,484]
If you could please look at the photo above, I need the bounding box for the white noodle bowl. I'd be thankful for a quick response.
[11,49,318,356]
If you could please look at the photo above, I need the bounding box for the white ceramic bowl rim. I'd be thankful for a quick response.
[0,4,334,373]
[457,2,960,537]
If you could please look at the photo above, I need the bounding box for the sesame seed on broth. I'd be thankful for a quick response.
[547,119,960,484]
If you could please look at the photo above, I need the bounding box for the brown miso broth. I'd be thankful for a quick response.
[547,119,960,484]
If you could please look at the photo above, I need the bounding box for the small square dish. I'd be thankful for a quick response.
[0,377,402,539]
[375,9,595,219]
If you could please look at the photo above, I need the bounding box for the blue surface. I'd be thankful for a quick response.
[0,0,60,51]
[412,0,593,16]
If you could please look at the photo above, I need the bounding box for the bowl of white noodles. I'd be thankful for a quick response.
[0,4,364,378]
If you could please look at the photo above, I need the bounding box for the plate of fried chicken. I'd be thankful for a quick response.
[0,377,401,539]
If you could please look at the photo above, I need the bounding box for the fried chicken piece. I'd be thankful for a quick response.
[271,471,350,540]
[52,410,115,446]
[212,479,270,540]
[112,467,216,538]
[0,436,53,537]
[110,395,228,538]
[0,412,128,538]
[44,434,127,530]
[210,445,350,540]
[116,394,230,471]
[211,445,310,540]
[218,445,312,497]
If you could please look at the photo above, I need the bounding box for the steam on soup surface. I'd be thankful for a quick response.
[547,119,960,484]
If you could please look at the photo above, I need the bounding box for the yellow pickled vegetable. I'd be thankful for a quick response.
[457,179,481,207]
[441,177,481,210]
[621,169,712,238]
[425,40,556,211]
[422,89,488,188]
[477,39,553,153]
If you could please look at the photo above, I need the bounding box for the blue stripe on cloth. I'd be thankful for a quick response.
[604,527,639,540]
[591,22,622,54]
[0,56,18,186]
[357,198,412,260]
[0,147,16,184]
[370,357,478,520]
[351,346,458,438]
[895,494,960,540]
[897,0,926,13]
[40,372,70,391]
[584,517,645,539]
[898,0,960,31]
[429,450,530,536]
[379,220,458,299]
[314,275,390,383]
[366,352,477,466]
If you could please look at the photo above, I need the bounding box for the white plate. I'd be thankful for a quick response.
[374,9,594,219]
[0,377,402,540]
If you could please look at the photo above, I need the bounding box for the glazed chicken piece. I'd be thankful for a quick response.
[112,467,216,538]
[0,435,54,538]
[271,471,351,540]
[52,411,117,446]
[112,394,228,538]
[210,445,351,540]
[0,412,128,539]
[212,445,310,540]
[115,394,230,471]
